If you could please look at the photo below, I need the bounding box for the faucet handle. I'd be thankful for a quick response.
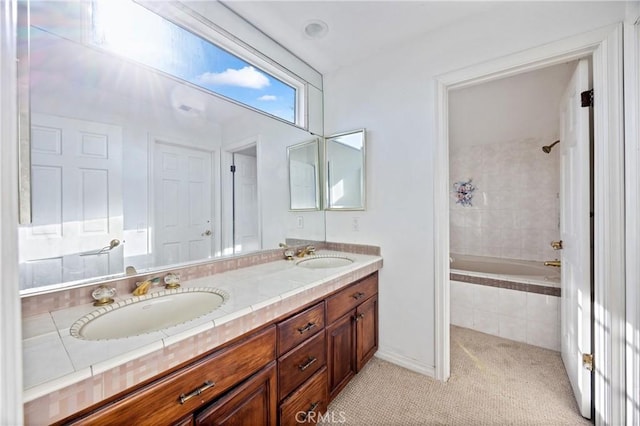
[307,245,316,255]
[92,285,116,306]
[164,273,181,289]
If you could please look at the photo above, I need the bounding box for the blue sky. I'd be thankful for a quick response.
[93,0,296,123]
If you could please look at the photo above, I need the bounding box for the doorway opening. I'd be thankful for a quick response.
[221,138,261,255]
[434,25,625,424]
[447,60,594,419]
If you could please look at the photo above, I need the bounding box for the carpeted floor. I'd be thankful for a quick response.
[321,326,591,425]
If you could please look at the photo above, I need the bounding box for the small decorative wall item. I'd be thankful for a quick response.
[453,179,476,207]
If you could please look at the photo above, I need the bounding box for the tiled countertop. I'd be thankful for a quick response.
[22,250,382,406]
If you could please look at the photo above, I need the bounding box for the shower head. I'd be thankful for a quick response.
[542,140,560,153]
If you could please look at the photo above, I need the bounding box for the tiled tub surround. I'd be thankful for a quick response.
[22,248,382,424]
[449,138,560,262]
[450,256,561,351]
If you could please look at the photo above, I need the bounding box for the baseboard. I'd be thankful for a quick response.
[374,350,436,378]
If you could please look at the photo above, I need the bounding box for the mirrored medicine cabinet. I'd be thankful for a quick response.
[325,129,366,211]
[288,139,321,211]
[287,129,366,212]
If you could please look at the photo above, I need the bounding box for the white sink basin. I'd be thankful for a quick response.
[70,288,228,341]
[296,255,354,269]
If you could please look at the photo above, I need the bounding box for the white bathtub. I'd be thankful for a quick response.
[450,253,560,287]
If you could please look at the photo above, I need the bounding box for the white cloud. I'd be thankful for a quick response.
[196,66,270,89]
[258,95,277,101]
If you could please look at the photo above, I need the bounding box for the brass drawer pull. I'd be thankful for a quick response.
[354,313,365,322]
[297,322,317,334]
[352,291,365,300]
[298,356,318,371]
[299,401,320,421]
[179,380,215,404]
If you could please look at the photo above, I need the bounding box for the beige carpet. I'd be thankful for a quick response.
[321,326,591,425]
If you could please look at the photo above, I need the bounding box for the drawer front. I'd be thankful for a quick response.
[279,367,328,426]
[70,327,276,426]
[278,331,326,401]
[326,273,378,324]
[277,302,325,356]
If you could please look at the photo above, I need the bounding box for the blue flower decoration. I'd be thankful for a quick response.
[453,179,476,207]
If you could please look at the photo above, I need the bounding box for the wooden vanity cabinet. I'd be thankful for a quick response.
[277,302,328,425]
[326,272,378,400]
[59,271,379,426]
[194,361,277,426]
[64,327,276,426]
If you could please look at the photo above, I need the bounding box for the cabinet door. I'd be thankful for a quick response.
[326,312,355,399]
[195,362,277,426]
[356,295,378,371]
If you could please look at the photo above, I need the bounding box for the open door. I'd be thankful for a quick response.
[232,152,259,253]
[559,58,592,418]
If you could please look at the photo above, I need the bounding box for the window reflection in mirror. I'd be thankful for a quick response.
[18,1,324,294]
[288,139,320,211]
[325,129,366,210]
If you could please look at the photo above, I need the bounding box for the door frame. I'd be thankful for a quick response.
[148,135,220,264]
[221,136,262,255]
[434,24,625,425]
[623,10,640,424]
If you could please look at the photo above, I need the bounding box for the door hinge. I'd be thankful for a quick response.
[230,165,236,173]
[581,89,594,107]
[582,353,593,371]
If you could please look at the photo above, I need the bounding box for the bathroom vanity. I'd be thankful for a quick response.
[22,248,382,425]
[60,273,378,425]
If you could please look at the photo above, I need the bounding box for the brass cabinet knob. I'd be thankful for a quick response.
[550,240,563,250]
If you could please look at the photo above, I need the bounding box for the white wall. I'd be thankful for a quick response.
[324,2,627,373]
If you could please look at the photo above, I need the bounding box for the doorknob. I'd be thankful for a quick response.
[202,230,212,236]
[550,240,563,250]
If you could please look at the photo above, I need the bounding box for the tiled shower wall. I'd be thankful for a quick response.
[450,138,560,262]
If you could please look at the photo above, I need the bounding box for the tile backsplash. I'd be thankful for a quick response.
[450,138,560,262]
[21,241,380,317]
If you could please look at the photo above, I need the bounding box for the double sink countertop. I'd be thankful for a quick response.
[22,250,382,403]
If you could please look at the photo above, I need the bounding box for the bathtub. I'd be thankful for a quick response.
[450,253,560,289]
[449,253,561,351]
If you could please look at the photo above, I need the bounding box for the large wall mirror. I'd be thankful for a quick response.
[288,139,320,211]
[18,1,325,294]
[325,129,366,210]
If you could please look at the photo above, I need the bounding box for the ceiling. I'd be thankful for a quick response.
[221,1,500,75]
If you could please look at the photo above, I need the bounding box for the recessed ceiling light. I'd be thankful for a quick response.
[304,20,328,39]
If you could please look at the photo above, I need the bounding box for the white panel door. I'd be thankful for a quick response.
[233,153,259,253]
[559,59,592,418]
[154,142,213,266]
[19,114,123,289]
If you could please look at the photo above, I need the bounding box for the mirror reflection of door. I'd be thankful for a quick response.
[232,149,259,253]
[154,141,213,266]
[19,114,123,290]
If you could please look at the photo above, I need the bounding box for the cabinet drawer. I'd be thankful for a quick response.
[278,331,326,400]
[280,367,328,426]
[69,327,276,426]
[326,273,378,324]
[277,302,325,355]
